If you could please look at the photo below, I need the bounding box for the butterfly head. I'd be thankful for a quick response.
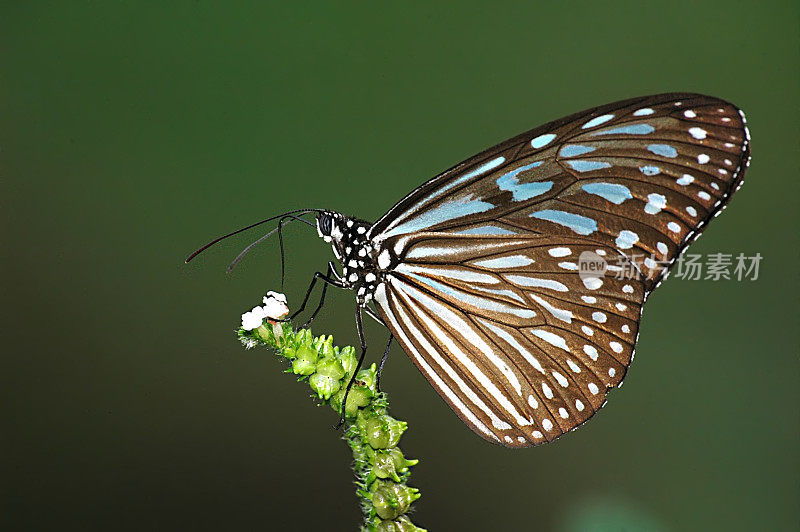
[315,210,370,255]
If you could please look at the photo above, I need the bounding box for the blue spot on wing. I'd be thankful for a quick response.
[530,210,598,235]
[460,156,507,180]
[495,162,552,201]
[559,145,596,158]
[565,160,612,172]
[639,165,661,176]
[457,226,517,235]
[593,124,655,135]
[384,196,495,236]
[647,144,678,158]
[582,183,633,205]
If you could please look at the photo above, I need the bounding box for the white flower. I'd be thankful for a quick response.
[241,305,268,331]
[265,291,287,304]
[262,291,289,320]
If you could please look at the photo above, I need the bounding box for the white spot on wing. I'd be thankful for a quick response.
[548,247,571,257]
[531,133,556,149]
[473,254,534,269]
[553,371,569,387]
[689,127,707,139]
[583,345,599,361]
[582,277,603,290]
[582,114,615,128]
[645,193,667,215]
[530,294,573,323]
[542,383,554,399]
[528,395,538,409]
[615,230,639,249]
[531,329,570,351]
[507,275,568,292]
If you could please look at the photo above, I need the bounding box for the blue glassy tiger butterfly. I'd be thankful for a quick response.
[188,93,751,447]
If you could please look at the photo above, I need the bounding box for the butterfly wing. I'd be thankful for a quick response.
[368,93,751,446]
[373,236,645,446]
[370,93,751,292]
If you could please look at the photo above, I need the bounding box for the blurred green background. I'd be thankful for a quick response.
[2,2,798,530]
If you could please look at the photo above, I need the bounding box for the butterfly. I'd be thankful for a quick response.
[189,93,751,447]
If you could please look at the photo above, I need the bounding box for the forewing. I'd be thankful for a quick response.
[373,235,645,447]
[370,93,750,292]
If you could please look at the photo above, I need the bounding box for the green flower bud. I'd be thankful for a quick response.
[362,414,407,449]
[292,344,318,375]
[318,335,336,358]
[316,357,346,380]
[292,357,316,375]
[392,515,427,532]
[252,324,273,345]
[364,515,428,532]
[356,364,378,390]
[330,383,372,419]
[295,344,318,363]
[363,416,390,449]
[345,386,372,415]
[338,346,358,376]
[369,480,421,520]
[309,372,341,400]
[271,321,289,346]
[370,448,418,482]
[372,450,401,482]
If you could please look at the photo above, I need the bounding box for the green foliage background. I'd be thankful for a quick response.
[3,2,798,530]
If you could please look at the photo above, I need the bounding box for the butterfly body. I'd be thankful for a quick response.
[309,93,750,447]
[315,212,385,305]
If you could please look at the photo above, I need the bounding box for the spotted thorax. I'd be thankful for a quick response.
[315,211,385,306]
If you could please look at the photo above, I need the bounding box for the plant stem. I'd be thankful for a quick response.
[239,319,426,532]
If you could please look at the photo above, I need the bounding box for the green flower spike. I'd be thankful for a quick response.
[238,292,425,532]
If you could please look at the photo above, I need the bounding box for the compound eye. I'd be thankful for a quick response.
[319,213,332,235]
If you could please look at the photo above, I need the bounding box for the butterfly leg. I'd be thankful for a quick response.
[375,334,393,393]
[299,262,337,329]
[335,305,368,429]
[277,214,292,291]
[359,306,391,392]
[285,262,344,323]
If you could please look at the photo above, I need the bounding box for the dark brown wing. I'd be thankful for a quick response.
[369,93,750,292]
[368,93,750,446]
[373,236,645,447]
